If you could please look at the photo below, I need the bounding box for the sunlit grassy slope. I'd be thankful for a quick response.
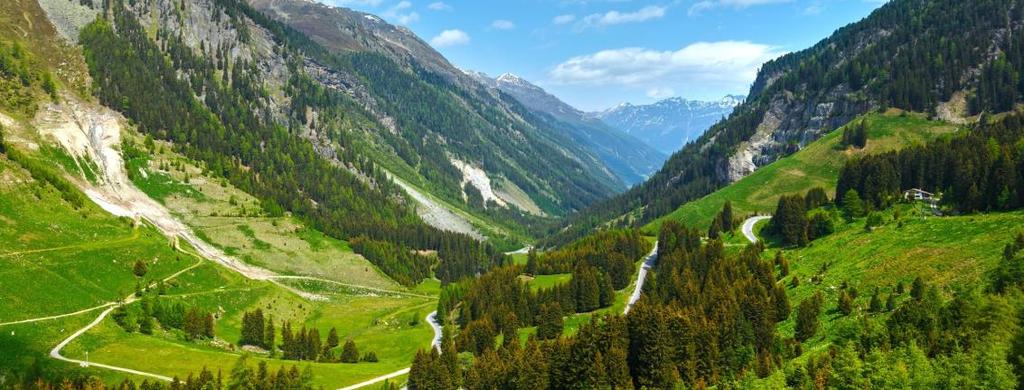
[644,110,957,234]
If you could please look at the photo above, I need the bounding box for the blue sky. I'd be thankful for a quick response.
[323,0,886,111]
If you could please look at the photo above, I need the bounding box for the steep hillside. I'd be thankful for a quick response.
[0,3,440,385]
[467,71,666,185]
[31,0,515,285]
[644,110,956,232]
[244,0,626,215]
[547,0,1024,246]
[592,95,743,155]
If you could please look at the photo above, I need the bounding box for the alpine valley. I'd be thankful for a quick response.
[3,0,1024,389]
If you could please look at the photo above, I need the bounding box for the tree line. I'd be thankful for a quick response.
[113,296,215,342]
[237,309,375,363]
[836,111,1024,214]
[8,356,317,390]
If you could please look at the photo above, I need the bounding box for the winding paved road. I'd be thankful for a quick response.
[337,311,443,390]
[742,215,772,243]
[624,243,659,315]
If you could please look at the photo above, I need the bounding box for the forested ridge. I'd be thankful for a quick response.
[241,0,625,216]
[543,0,1024,247]
[77,0,498,285]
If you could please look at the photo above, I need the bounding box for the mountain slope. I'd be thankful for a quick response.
[546,0,1024,246]
[643,110,956,233]
[245,0,625,215]
[591,95,743,155]
[467,71,666,185]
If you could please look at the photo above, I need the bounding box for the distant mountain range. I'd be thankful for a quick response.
[591,96,745,155]
[465,70,667,186]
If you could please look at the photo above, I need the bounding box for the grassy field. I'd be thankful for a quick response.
[1,118,435,387]
[60,262,435,388]
[752,203,1024,362]
[523,273,572,291]
[123,135,400,290]
[0,156,187,319]
[644,110,957,233]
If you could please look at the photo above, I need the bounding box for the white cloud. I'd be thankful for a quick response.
[549,41,784,93]
[689,0,793,15]
[328,0,385,6]
[646,87,676,99]
[427,1,451,10]
[430,29,471,47]
[553,14,577,25]
[491,20,516,30]
[576,6,666,30]
[381,1,418,24]
[802,4,823,15]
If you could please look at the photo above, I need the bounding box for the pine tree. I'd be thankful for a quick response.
[841,189,865,220]
[536,303,563,340]
[627,300,678,389]
[606,345,634,390]
[869,288,882,313]
[327,327,339,349]
[708,216,723,239]
[838,290,854,316]
[721,201,735,232]
[525,249,538,276]
[133,260,149,277]
[573,266,601,312]
[500,312,517,347]
[796,292,823,341]
[341,340,360,363]
[264,316,276,355]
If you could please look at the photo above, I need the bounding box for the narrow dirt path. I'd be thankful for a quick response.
[0,229,140,258]
[269,275,434,299]
[46,257,204,381]
[0,303,114,327]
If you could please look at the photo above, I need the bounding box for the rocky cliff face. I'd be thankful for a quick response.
[722,86,873,182]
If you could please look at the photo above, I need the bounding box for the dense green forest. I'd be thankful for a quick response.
[837,112,1024,213]
[411,224,1024,389]
[412,224,791,388]
[77,1,498,285]
[433,230,649,348]
[543,0,1024,248]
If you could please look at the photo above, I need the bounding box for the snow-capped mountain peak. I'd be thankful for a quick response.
[591,95,745,155]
